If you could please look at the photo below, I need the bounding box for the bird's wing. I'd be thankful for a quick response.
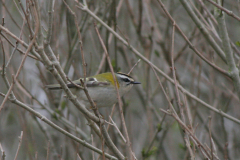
[46,78,110,90]
[77,78,111,87]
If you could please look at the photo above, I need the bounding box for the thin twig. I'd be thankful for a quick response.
[6,42,19,68]
[17,80,89,140]
[0,35,6,77]
[66,77,83,89]
[91,134,95,160]
[45,0,54,44]
[217,8,240,101]
[182,93,193,129]
[176,0,227,62]
[197,0,218,25]
[0,33,41,61]
[145,113,166,155]
[208,116,213,160]
[107,104,116,131]
[77,153,82,160]
[94,22,132,160]
[46,141,50,160]
[0,92,118,160]
[63,0,87,80]
[0,10,39,112]
[14,131,23,160]
[170,21,185,122]
[160,109,212,159]
[74,1,240,125]
[109,116,126,143]
[150,64,178,116]
[224,142,229,160]
[78,77,107,160]
[5,9,26,68]
[184,137,195,160]
[156,0,228,73]
[128,59,141,75]
[17,0,33,37]
[205,0,240,21]
[0,74,15,113]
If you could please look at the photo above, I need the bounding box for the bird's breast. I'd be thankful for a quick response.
[73,86,119,108]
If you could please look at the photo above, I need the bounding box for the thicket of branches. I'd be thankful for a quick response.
[1,0,240,159]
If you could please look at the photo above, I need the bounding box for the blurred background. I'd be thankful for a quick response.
[0,0,240,159]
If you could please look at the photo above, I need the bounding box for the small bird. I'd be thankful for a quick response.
[46,72,140,108]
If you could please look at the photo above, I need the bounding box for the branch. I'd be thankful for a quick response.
[217,12,240,100]
[75,1,240,125]
[178,0,227,62]
[0,93,117,160]
[0,7,39,112]
[94,22,129,160]
[205,0,240,21]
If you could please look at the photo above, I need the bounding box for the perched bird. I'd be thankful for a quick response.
[46,72,140,108]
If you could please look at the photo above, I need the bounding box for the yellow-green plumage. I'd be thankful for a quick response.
[90,72,119,88]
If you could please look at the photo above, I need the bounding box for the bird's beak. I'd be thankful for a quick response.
[132,81,141,84]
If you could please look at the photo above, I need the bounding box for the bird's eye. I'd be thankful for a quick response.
[123,78,130,82]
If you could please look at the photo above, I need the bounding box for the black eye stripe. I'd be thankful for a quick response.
[123,78,130,82]
[88,78,95,81]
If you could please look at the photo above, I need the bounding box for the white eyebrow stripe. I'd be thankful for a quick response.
[117,72,131,78]
[118,74,129,79]
[118,74,134,81]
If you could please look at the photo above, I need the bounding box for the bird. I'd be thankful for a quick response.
[46,72,140,108]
